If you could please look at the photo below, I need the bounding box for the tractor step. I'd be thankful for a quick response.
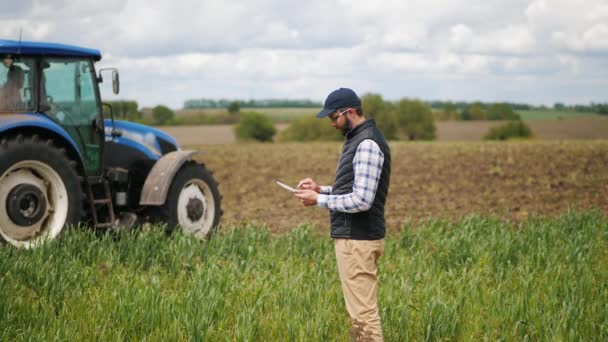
[113,212,138,231]
[86,176,116,228]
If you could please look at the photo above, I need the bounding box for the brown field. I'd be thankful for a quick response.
[437,117,608,140]
[158,117,608,145]
[191,141,608,234]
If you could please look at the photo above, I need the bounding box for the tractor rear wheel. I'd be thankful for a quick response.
[0,135,82,248]
[161,162,221,239]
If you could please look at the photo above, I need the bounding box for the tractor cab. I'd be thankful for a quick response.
[0,49,115,176]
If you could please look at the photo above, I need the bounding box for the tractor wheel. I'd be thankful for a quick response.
[161,162,221,239]
[0,135,82,248]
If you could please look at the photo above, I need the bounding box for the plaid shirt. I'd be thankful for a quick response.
[317,139,385,213]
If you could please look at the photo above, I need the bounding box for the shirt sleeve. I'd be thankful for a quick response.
[317,139,384,212]
[319,186,332,194]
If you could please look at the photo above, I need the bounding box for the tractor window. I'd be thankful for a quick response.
[41,59,99,125]
[0,57,34,112]
[42,58,103,173]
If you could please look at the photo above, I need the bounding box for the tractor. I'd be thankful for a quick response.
[0,39,222,248]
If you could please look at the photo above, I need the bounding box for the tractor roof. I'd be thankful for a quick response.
[0,39,101,61]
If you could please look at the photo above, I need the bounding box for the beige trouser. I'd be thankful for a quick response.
[334,238,385,342]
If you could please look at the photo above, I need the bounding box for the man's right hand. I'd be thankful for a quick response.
[297,178,320,193]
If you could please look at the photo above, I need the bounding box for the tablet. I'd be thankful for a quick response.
[275,180,296,192]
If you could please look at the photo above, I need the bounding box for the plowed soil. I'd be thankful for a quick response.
[192,141,608,233]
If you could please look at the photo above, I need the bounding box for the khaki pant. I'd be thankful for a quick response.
[334,238,385,342]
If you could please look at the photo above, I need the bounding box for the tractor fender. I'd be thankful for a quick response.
[0,113,84,163]
[139,150,201,206]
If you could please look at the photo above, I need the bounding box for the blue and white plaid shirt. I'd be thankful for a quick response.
[317,139,385,213]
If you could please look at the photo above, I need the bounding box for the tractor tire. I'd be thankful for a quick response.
[0,134,82,248]
[161,161,222,239]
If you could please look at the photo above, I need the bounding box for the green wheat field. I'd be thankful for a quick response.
[1,210,607,340]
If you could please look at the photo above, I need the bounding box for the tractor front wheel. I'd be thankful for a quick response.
[161,162,221,239]
[0,135,82,248]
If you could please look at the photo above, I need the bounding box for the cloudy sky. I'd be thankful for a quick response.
[2,0,607,109]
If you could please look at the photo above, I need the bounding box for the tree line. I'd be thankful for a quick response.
[184,99,322,109]
[553,102,608,114]
[429,100,608,114]
[245,94,533,142]
[184,98,608,116]
[105,100,141,121]
[104,97,607,130]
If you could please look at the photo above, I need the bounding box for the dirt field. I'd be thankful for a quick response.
[191,141,608,234]
[437,117,608,140]
[158,117,608,145]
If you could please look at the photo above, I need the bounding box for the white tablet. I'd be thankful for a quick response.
[275,180,296,192]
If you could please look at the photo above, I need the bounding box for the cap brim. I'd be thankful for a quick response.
[316,108,334,118]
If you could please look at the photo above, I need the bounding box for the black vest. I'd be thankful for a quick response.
[330,119,391,240]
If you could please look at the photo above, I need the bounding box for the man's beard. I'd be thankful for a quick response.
[341,117,352,136]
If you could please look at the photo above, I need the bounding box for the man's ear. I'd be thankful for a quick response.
[346,108,353,118]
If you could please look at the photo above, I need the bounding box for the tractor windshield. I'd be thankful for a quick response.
[0,56,35,113]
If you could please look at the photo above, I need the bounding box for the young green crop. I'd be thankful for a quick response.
[0,210,606,340]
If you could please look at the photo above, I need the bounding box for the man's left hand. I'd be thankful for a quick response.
[295,189,318,206]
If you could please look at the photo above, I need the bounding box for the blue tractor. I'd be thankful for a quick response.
[0,39,222,248]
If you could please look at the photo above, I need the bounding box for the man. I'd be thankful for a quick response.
[295,88,391,341]
[0,54,24,110]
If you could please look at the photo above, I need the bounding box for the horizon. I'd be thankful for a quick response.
[131,97,604,111]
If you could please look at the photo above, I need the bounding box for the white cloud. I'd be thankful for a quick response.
[582,24,608,50]
[449,24,474,50]
[525,0,608,53]
[1,0,606,107]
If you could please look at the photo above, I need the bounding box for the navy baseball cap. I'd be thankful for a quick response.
[316,88,361,118]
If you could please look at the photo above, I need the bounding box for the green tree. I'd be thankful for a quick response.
[361,93,399,140]
[278,116,342,142]
[396,98,436,140]
[487,103,518,120]
[227,101,241,114]
[439,102,459,120]
[107,100,140,121]
[235,112,276,142]
[468,102,487,120]
[152,105,175,125]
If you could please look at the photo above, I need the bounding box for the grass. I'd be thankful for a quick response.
[517,110,600,121]
[1,210,607,340]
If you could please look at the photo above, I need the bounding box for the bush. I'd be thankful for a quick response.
[361,93,399,140]
[278,116,343,142]
[396,98,436,140]
[227,101,240,114]
[462,102,486,120]
[487,103,519,120]
[106,100,140,121]
[484,121,533,140]
[152,105,175,125]
[234,112,276,142]
[436,102,459,120]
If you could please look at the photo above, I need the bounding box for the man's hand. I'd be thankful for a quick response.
[295,189,318,206]
[297,178,320,193]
